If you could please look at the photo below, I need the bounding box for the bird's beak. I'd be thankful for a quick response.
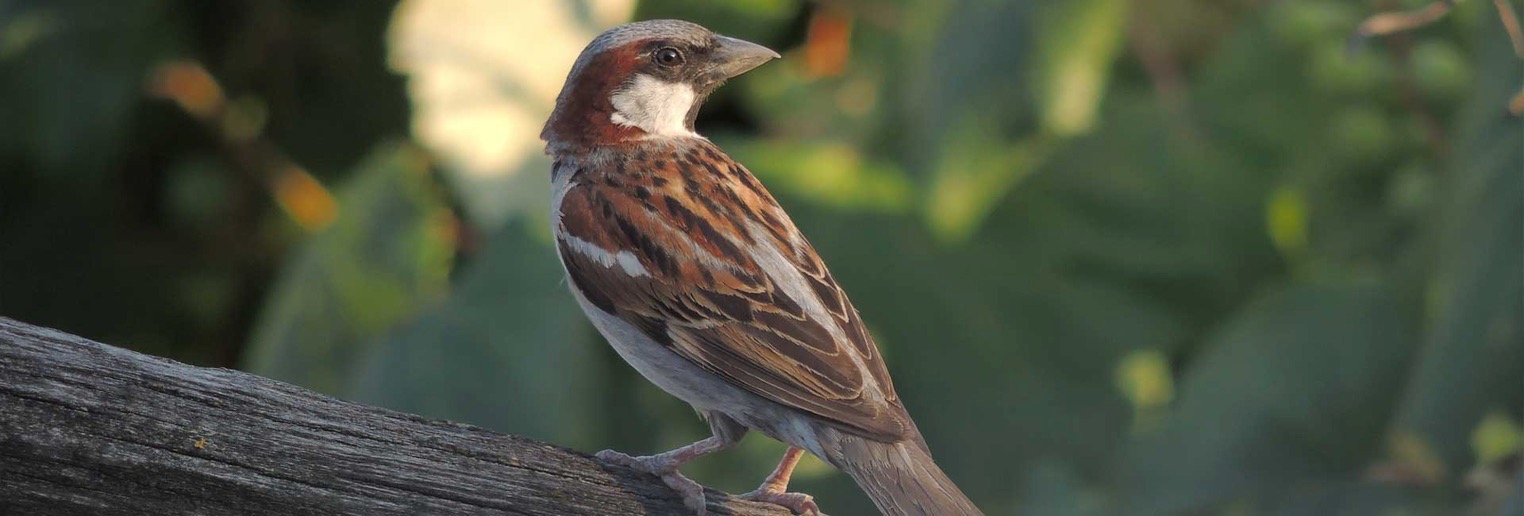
[705,35,780,82]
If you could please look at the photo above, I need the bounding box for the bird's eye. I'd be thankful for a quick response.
[654,47,683,66]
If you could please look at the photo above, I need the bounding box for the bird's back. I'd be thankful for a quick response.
[550,138,915,443]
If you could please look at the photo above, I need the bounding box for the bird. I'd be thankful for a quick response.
[541,19,983,516]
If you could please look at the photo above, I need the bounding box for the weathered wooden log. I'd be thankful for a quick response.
[0,317,789,515]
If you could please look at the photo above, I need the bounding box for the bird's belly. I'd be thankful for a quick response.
[571,292,746,411]
[568,288,826,455]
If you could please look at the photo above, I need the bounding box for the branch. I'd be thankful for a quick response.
[0,318,789,516]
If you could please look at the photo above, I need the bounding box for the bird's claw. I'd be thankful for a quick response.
[594,449,644,468]
[740,487,821,515]
[596,449,710,515]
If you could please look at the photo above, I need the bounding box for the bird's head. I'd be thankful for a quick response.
[542,19,779,153]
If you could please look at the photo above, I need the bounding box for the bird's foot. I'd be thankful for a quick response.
[597,449,709,515]
[740,486,821,515]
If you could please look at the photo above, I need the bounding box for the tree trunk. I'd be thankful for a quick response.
[0,317,789,515]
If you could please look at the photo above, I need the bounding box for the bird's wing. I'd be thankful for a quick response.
[554,142,912,441]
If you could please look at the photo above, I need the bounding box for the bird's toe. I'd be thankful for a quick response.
[741,489,821,515]
[594,449,645,470]
[657,470,707,515]
[596,449,710,514]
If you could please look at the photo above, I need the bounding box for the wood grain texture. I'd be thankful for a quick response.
[0,317,790,516]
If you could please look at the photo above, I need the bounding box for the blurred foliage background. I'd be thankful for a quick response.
[1,0,1521,514]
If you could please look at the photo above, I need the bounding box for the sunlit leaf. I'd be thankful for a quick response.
[387,0,635,228]
[1471,412,1524,465]
[925,116,1051,241]
[726,138,913,213]
[1116,348,1174,413]
[1033,0,1128,136]
[1266,185,1310,259]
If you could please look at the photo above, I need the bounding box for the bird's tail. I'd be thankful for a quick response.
[816,429,983,516]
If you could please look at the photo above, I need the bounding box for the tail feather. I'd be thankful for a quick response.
[816,429,983,516]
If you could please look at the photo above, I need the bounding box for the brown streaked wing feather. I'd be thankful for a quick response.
[733,171,898,400]
[556,142,910,441]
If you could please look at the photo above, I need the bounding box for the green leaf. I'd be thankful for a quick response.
[725,138,914,214]
[1120,283,1420,515]
[0,0,173,176]
[925,116,1052,241]
[243,143,454,395]
[914,0,1037,240]
[917,0,1131,241]
[1390,12,1524,471]
[769,198,1192,514]
[1032,0,1129,136]
[348,222,605,447]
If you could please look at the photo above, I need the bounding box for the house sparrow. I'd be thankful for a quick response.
[541,19,982,516]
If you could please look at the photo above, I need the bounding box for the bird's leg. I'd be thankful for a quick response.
[740,447,821,515]
[596,435,733,515]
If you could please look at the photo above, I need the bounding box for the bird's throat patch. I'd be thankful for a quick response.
[609,74,698,138]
